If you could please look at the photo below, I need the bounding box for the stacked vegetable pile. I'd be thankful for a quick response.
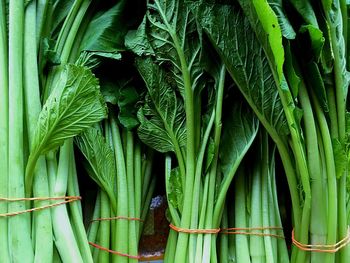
[0,0,349,263]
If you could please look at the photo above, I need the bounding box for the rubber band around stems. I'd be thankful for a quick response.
[292,226,350,253]
[220,226,285,239]
[0,196,81,217]
[89,215,143,259]
[169,223,221,234]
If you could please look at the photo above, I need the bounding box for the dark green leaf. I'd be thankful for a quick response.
[194,2,289,138]
[80,1,127,54]
[268,0,296,39]
[136,58,186,153]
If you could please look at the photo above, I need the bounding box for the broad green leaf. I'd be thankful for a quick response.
[75,128,117,208]
[219,103,259,181]
[268,0,296,39]
[136,58,186,153]
[31,64,107,156]
[79,1,127,54]
[167,167,183,211]
[194,2,289,139]
[238,0,285,80]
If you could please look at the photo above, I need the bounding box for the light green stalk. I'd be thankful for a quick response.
[98,191,111,263]
[110,117,129,263]
[51,141,83,263]
[68,154,93,263]
[23,1,53,262]
[0,0,9,261]
[8,0,34,261]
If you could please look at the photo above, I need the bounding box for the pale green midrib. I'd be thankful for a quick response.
[0,0,9,261]
[8,0,34,261]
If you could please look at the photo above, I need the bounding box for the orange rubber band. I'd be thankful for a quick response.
[220,227,284,239]
[0,196,81,217]
[169,223,220,234]
[292,227,350,253]
[91,216,143,223]
[89,242,140,259]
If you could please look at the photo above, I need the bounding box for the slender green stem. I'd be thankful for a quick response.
[0,0,9,261]
[126,131,138,263]
[8,0,34,261]
[311,90,338,263]
[110,116,128,263]
[68,153,93,263]
[234,168,251,263]
[189,109,215,262]
[98,191,111,263]
[134,141,142,240]
[299,83,327,263]
[24,2,53,262]
[51,141,83,263]
[87,191,101,244]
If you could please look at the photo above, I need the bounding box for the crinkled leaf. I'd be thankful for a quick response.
[194,2,289,138]
[75,128,117,206]
[31,64,107,156]
[127,0,203,96]
[332,139,347,179]
[80,1,127,54]
[167,167,183,211]
[136,58,186,153]
[125,17,154,56]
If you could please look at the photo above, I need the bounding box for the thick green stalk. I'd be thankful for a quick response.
[202,67,226,263]
[134,141,142,240]
[153,1,197,259]
[234,169,251,263]
[8,0,34,261]
[87,192,101,244]
[219,204,229,263]
[24,1,53,262]
[326,2,350,261]
[68,154,93,263]
[311,91,338,263]
[126,131,138,263]
[250,163,265,263]
[0,0,9,261]
[36,0,51,47]
[51,141,83,263]
[110,117,128,263]
[299,84,327,263]
[261,132,274,263]
[98,191,110,263]
[189,110,215,263]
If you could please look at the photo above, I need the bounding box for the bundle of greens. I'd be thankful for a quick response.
[219,131,289,263]
[126,0,260,262]
[193,0,350,262]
